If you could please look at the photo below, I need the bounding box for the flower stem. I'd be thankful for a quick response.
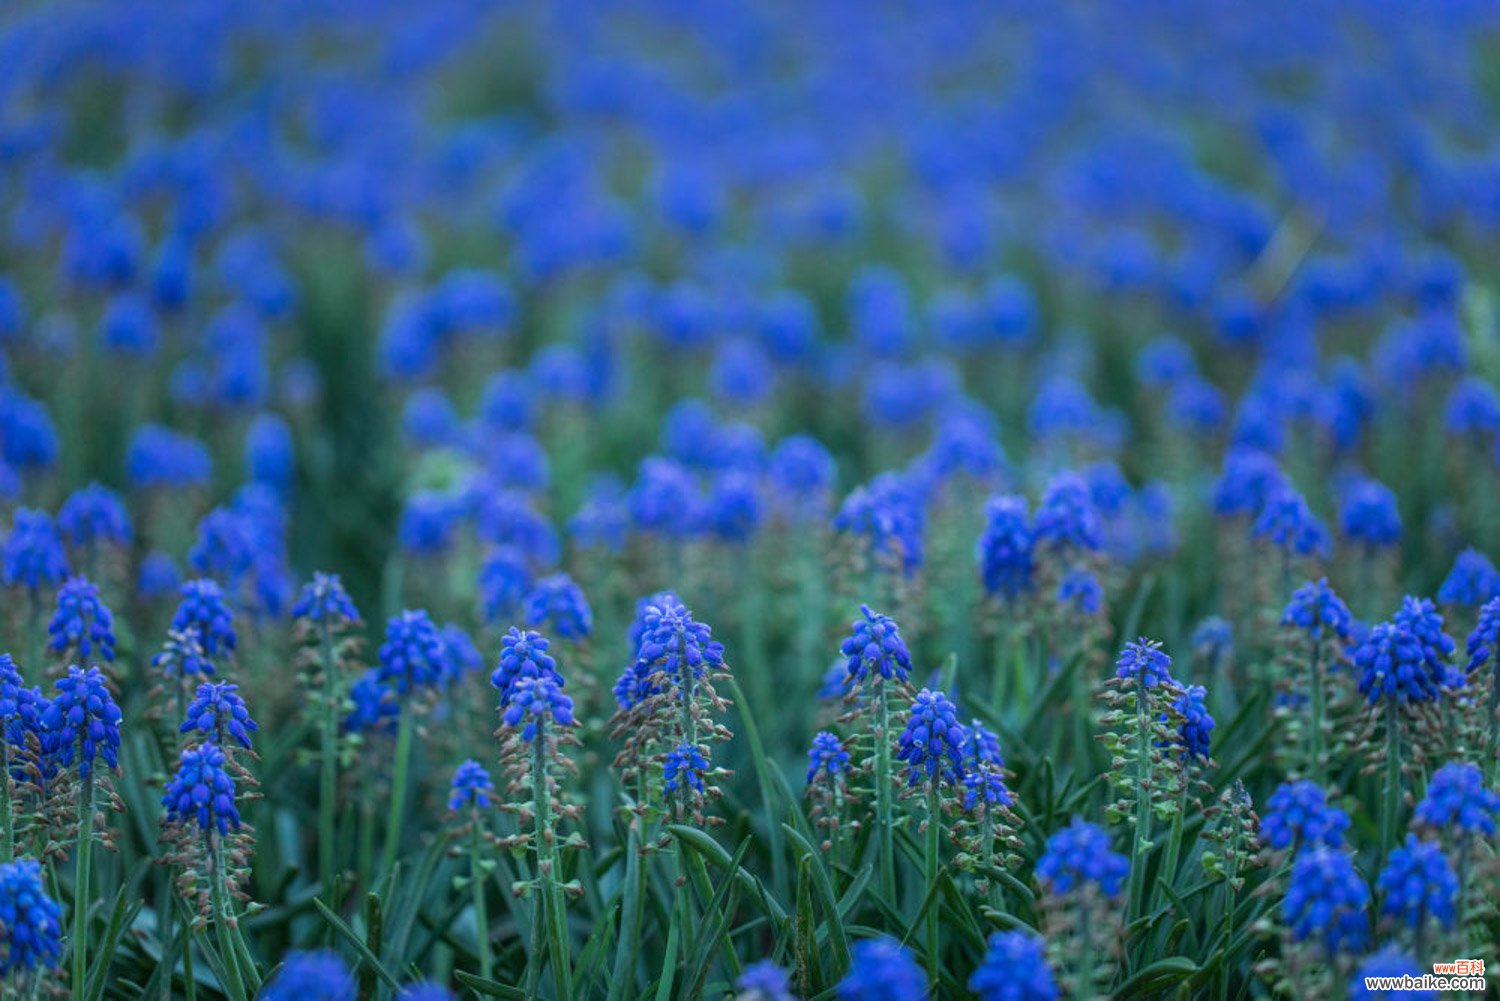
[875,683,896,902]
[532,717,571,1000]
[381,706,416,877]
[1381,700,1401,858]
[1127,679,1153,926]
[318,623,339,898]
[924,785,942,984]
[1307,639,1325,785]
[470,820,492,980]
[1,742,14,862]
[209,835,249,1001]
[71,770,94,1001]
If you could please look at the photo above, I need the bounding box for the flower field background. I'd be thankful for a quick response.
[1,2,1500,999]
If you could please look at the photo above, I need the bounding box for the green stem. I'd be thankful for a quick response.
[875,683,896,902]
[471,820,492,980]
[381,706,416,877]
[71,770,94,1001]
[209,836,248,1001]
[1307,640,1325,785]
[1150,778,1188,925]
[606,819,645,1001]
[1,742,13,862]
[924,786,942,984]
[1127,679,1153,926]
[318,624,339,898]
[1381,701,1401,858]
[532,719,571,1000]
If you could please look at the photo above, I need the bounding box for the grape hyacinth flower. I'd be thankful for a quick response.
[1438,548,1500,608]
[0,859,62,987]
[976,495,1034,602]
[47,576,116,664]
[735,959,797,1001]
[806,731,852,854]
[1338,479,1401,551]
[449,759,494,813]
[1169,684,1214,762]
[1349,946,1434,1000]
[377,609,448,695]
[162,744,241,836]
[478,546,533,625]
[260,950,355,1001]
[498,634,581,1000]
[1252,487,1330,564]
[448,757,497,976]
[523,573,593,640]
[43,664,121,991]
[492,627,562,705]
[896,689,966,790]
[1376,834,1457,933]
[838,605,912,898]
[1283,846,1370,959]
[1413,761,1500,837]
[171,579,238,667]
[56,483,132,571]
[1035,818,1129,997]
[179,681,259,751]
[836,937,926,1001]
[1281,578,1354,782]
[1259,781,1350,853]
[969,930,1059,1001]
[2,509,70,596]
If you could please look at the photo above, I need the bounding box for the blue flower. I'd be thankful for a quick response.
[377,610,448,695]
[138,552,181,599]
[736,960,796,1001]
[1056,569,1102,615]
[1036,819,1128,898]
[1260,781,1349,851]
[0,859,63,978]
[977,496,1034,601]
[2,510,69,592]
[1252,488,1329,558]
[963,720,1004,770]
[1283,846,1370,956]
[1356,606,1446,702]
[835,473,925,573]
[399,492,461,556]
[47,577,115,662]
[126,424,212,489]
[807,731,850,785]
[1338,480,1401,549]
[162,744,240,835]
[260,950,354,1001]
[1212,449,1287,519]
[706,470,764,543]
[1413,761,1500,837]
[478,547,533,625]
[1445,375,1500,437]
[56,484,132,551]
[1376,834,1457,931]
[633,595,725,685]
[0,393,58,472]
[841,605,912,686]
[1349,946,1433,1000]
[1439,549,1500,607]
[896,689,967,789]
[1170,685,1214,760]
[171,579,238,662]
[1282,578,1354,644]
[523,573,592,640]
[836,937,926,1001]
[246,412,295,492]
[1191,617,1234,669]
[41,666,122,778]
[502,674,576,741]
[1115,637,1174,689]
[568,478,628,552]
[969,930,1058,1001]
[292,573,360,627]
[663,742,711,796]
[152,630,214,680]
[629,457,700,538]
[179,682,258,749]
[344,670,398,734]
[491,627,561,705]
[1032,472,1102,555]
[768,435,835,518]
[1467,597,1500,675]
[448,759,495,812]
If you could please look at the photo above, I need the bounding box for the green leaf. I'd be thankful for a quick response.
[453,970,530,999]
